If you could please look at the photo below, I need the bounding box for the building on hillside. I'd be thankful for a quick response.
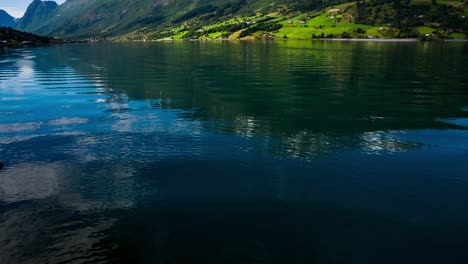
[327,9,341,14]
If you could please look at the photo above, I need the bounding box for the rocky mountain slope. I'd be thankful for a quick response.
[14,0,468,40]
[0,10,16,28]
[14,0,350,38]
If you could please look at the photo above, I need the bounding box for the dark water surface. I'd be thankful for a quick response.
[0,41,467,263]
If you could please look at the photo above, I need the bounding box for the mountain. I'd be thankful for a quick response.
[14,0,340,38]
[0,10,16,28]
[16,0,58,32]
[15,0,468,40]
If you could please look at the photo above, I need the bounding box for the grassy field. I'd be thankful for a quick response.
[438,0,466,7]
[172,31,188,40]
[202,18,240,30]
[271,2,398,40]
[157,7,395,40]
[276,11,383,39]
[451,33,467,39]
[416,26,467,39]
[417,26,436,35]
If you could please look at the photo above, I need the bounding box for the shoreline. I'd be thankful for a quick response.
[318,38,419,42]
[151,37,466,43]
[442,38,468,42]
[4,38,466,47]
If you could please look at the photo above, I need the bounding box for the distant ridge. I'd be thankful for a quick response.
[0,10,16,28]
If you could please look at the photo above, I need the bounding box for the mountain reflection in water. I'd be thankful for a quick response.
[0,41,467,264]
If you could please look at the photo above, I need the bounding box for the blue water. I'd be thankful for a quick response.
[0,41,468,263]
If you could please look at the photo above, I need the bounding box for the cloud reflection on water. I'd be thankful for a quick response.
[1,42,467,263]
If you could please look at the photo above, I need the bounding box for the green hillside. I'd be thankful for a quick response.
[17,0,275,38]
[15,0,468,40]
[117,0,467,40]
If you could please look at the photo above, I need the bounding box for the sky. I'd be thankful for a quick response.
[0,0,66,18]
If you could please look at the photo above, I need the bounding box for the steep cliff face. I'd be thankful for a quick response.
[0,10,16,28]
[15,0,58,32]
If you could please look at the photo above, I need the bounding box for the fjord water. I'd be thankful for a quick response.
[1,41,467,263]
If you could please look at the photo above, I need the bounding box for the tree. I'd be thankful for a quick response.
[341,32,352,38]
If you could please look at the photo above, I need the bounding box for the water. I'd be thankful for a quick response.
[0,41,467,263]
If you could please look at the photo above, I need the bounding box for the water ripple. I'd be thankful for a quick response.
[0,41,467,263]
